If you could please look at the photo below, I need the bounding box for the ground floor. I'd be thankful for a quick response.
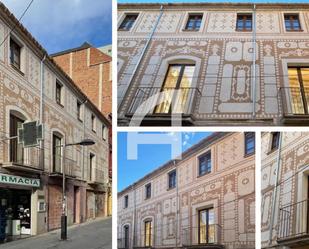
[0,170,110,243]
[0,217,112,249]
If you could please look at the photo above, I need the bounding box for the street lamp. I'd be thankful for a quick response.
[61,138,95,240]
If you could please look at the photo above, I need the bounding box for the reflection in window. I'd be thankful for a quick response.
[154,64,195,114]
[288,67,309,114]
[199,151,211,176]
[119,14,138,31]
[271,132,280,151]
[284,14,301,31]
[185,14,203,31]
[245,132,255,156]
[236,14,252,31]
[199,208,215,244]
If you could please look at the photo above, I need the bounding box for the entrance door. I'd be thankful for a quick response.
[198,208,215,244]
[124,225,129,249]
[144,220,152,247]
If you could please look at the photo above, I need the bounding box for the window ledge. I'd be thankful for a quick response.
[244,152,255,158]
[197,171,211,178]
[167,186,176,191]
[57,102,64,108]
[10,63,24,76]
[182,29,200,32]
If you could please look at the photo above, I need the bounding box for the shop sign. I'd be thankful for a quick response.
[0,173,40,187]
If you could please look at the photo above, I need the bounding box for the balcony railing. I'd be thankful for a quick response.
[278,199,309,241]
[51,155,76,177]
[127,87,201,116]
[280,87,309,116]
[0,137,43,171]
[88,168,105,184]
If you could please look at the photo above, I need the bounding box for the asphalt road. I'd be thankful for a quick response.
[0,217,112,249]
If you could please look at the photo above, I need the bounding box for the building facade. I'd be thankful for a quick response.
[51,42,113,216]
[118,132,256,249]
[118,3,309,126]
[261,132,309,249]
[0,2,110,242]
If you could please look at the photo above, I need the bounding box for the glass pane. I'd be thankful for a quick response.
[208,209,215,243]
[288,68,304,114]
[145,221,152,246]
[199,210,207,244]
[301,68,309,113]
[154,66,181,113]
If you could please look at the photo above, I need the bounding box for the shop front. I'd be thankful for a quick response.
[0,172,40,243]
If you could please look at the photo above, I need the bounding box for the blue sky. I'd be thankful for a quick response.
[118,132,213,191]
[118,0,309,3]
[2,0,112,54]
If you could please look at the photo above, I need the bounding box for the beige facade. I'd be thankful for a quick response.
[118,3,309,126]
[261,132,309,249]
[118,132,255,249]
[0,2,110,240]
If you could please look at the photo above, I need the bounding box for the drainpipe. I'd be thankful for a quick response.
[268,132,283,246]
[132,184,136,248]
[82,100,88,180]
[119,5,164,114]
[175,160,179,249]
[252,4,257,119]
[40,54,46,124]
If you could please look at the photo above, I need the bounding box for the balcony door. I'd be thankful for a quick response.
[288,67,309,114]
[52,134,62,172]
[10,114,24,164]
[198,208,215,244]
[154,64,195,114]
[144,220,152,247]
[124,225,129,249]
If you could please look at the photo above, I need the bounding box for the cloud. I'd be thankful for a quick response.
[1,0,112,53]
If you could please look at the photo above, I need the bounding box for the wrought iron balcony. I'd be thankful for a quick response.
[280,87,309,124]
[126,87,201,122]
[0,137,43,172]
[50,155,76,178]
[88,168,105,185]
[278,199,309,245]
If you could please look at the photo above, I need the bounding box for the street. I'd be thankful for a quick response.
[0,217,112,249]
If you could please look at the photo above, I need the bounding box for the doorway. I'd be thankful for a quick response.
[198,208,215,244]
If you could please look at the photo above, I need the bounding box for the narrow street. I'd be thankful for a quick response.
[0,217,112,249]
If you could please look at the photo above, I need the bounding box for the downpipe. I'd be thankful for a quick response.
[252,4,257,119]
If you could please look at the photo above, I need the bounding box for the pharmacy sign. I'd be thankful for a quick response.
[0,173,40,187]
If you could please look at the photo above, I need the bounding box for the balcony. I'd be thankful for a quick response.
[280,87,309,125]
[278,199,309,246]
[49,155,76,178]
[88,168,105,186]
[0,137,43,173]
[118,225,224,249]
[126,87,201,126]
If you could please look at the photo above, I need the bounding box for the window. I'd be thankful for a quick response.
[124,195,128,208]
[271,132,280,151]
[144,220,152,247]
[199,151,211,176]
[102,124,107,140]
[119,14,138,31]
[168,170,176,189]
[52,134,62,172]
[284,14,301,31]
[77,101,82,121]
[245,132,255,156]
[154,64,195,114]
[89,153,95,181]
[185,14,203,31]
[10,38,21,69]
[10,114,24,163]
[91,114,96,132]
[56,81,63,105]
[198,208,215,244]
[145,183,151,199]
[287,67,309,114]
[236,14,252,31]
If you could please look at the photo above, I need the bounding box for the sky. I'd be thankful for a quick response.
[118,132,213,191]
[118,0,309,3]
[1,0,112,54]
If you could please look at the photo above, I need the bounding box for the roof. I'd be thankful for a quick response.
[118,2,309,9]
[0,2,111,127]
[118,132,231,196]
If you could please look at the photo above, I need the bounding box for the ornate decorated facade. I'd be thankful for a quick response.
[118,3,309,126]
[0,2,110,241]
[118,132,255,249]
[261,132,309,249]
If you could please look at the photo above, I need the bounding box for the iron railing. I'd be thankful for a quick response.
[127,87,201,116]
[278,199,309,240]
[52,155,76,177]
[88,167,105,184]
[280,87,309,116]
[1,137,43,170]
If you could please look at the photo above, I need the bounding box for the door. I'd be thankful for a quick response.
[144,220,152,247]
[198,208,215,244]
[124,225,129,249]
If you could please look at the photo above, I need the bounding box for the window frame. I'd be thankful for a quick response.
[244,132,255,156]
[10,37,22,70]
[236,13,253,32]
[124,195,129,209]
[77,100,82,121]
[91,114,96,132]
[167,169,176,190]
[145,183,151,199]
[198,151,212,177]
[184,13,203,31]
[89,153,95,181]
[118,13,139,31]
[102,124,107,140]
[55,80,63,106]
[284,13,302,32]
[270,132,280,151]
